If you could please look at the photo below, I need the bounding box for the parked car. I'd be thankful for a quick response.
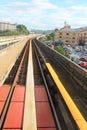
[80,61,87,68]
[79,57,87,62]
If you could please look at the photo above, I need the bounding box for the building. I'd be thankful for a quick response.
[78,29,87,47]
[54,22,78,46]
[0,22,17,31]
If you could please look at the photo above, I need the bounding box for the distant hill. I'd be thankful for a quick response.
[74,27,87,32]
[31,26,87,34]
[31,29,53,34]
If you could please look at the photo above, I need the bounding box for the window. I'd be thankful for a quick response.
[59,36,62,38]
[72,40,75,43]
[60,32,62,35]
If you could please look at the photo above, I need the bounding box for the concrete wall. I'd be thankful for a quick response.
[36,39,87,91]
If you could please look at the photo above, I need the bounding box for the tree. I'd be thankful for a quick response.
[46,33,54,41]
[16,24,29,34]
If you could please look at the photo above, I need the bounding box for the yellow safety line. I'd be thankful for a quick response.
[46,62,87,130]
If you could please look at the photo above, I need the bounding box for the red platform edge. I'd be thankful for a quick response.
[11,86,25,102]
[3,85,25,129]
[3,102,23,129]
[35,85,56,129]
[0,85,11,115]
[3,129,21,130]
[0,85,10,101]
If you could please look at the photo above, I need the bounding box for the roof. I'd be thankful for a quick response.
[54,41,63,45]
[60,26,74,32]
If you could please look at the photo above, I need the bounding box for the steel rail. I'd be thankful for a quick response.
[33,39,62,130]
[0,41,29,129]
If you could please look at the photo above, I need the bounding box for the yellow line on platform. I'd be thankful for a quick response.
[46,62,87,130]
[23,40,37,130]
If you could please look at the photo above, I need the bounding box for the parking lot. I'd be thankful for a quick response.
[63,45,87,68]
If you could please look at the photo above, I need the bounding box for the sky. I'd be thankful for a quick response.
[0,0,87,30]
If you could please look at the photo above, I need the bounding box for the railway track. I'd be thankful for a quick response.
[0,40,29,129]
[0,38,58,130]
[0,37,87,130]
[33,39,78,130]
[33,38,87,130]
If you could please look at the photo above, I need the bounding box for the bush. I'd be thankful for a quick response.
[55,45,66,56]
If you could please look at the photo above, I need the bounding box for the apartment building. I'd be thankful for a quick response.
[78,29,87,47]
[0,22,16,31]
[54,22,78,46]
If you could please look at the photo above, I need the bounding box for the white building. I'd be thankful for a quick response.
[79,29,87,47]
[0,22,16,31]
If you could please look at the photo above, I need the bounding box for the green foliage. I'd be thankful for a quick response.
[17,24,29,34]
[46,35,51,40]
[46,33,54,41]
[50,33,54,38]
[0,30,19,36]
[55,45,66,56]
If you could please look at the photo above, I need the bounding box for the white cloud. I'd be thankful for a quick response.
[69,5,87,13]
[0,0,87,30]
